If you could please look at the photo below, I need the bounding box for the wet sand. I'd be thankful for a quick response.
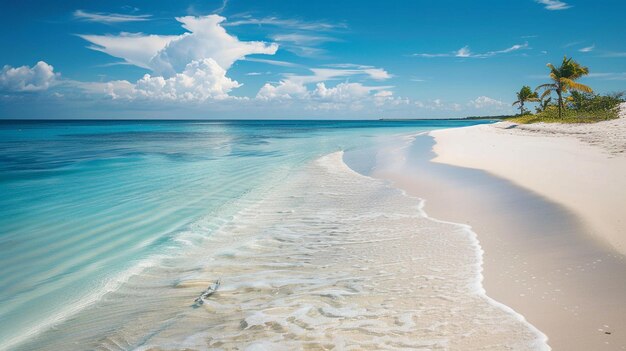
[430,119,626,255]
[368,135,626,350]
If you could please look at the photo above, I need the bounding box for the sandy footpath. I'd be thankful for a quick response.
[430,103,626,255]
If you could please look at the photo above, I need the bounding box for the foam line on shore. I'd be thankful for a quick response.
[15,145,549,350]
[339,149,550,350]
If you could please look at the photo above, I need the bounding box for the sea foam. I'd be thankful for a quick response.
[16,151,549,350]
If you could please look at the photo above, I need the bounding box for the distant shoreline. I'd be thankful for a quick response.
[379,115,511,121]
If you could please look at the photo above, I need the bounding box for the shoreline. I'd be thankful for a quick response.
[430,113,626,255]
[411,115,626,349]
[370,132,626,349]
[16,150,549,350]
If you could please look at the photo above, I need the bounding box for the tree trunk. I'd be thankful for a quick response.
[557,91,562,118]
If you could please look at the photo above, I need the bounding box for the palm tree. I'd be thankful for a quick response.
[512,86,539,115]
[535,96,552,113]
[535,56,592,118]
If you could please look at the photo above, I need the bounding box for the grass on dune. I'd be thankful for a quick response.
[505,107,619,124]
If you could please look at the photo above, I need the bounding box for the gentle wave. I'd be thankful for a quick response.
[14,151,548,350]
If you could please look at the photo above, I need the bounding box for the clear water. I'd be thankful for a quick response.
[0,119,535,350]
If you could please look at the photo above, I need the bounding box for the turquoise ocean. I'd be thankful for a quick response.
[0,119,549,351]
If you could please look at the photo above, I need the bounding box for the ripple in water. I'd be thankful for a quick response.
[16,152,548,350]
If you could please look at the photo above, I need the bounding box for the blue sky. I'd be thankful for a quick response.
[0,0,625,119]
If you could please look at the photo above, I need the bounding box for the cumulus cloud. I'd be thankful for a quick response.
[256,80,392,104]
[412,43,529,59]
[74,15,280,101]
[79,15,278,76]
[313,82,375,102]
[255,65,398,111]
[256,80,310,100]
[150,15,278,76]
[253,60,395,110]
[535,0,571,10]
[74,9,152,23]
[81,59,240,101]
[0,61,58,92]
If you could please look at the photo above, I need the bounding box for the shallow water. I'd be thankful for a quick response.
[370,134,626,350]
[0,119,545,350]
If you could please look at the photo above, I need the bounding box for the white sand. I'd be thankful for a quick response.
[430,103,626,255]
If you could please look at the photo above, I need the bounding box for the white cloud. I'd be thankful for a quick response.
[602,52,626,58]
[413,43,528,59]
[244,57,301,67]
[74,9,152,23]
[79,15,278,76]
[150,15,278,76]
[213,0,229,14]
[412,96,511,114]
[254,62,395,109]
[82,59,240,101]
[311,83,399,110]
[271,33,337,46]
[313,82,375,102]
[488,43,529,55]
[455,46,472,58]
[78,33,178,70]
[414,99,461,111]
[0,61,58,92]
[286,66,391,85]
[587,72,626,80]
[579,44,595,53]
[224,16,345,31]
[468,96,507,109]
[535,0,571,10]
[256,72,396,110]
[269,33,339,57]
[256,80,310,100]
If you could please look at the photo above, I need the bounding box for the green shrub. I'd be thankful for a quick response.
[505,92,623,124]
[569,91,624,111]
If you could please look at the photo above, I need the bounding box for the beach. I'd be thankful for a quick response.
[3,0,626,349]
[431,103,626,254]
[2,116,625,350]
[410,104,626,350]
[8,120,544,350]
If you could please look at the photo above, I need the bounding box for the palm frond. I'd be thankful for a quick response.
[539,89,552,100]
[535,83,556,91]
[561,78,593,93]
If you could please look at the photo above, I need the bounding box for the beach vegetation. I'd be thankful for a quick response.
[535,56,592,118]
[534,96,552,113]
[568,91,624,112]
[507,56,625,124]
[507,91,623,123]
[506,106,618,124]
[512,86,539,115]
